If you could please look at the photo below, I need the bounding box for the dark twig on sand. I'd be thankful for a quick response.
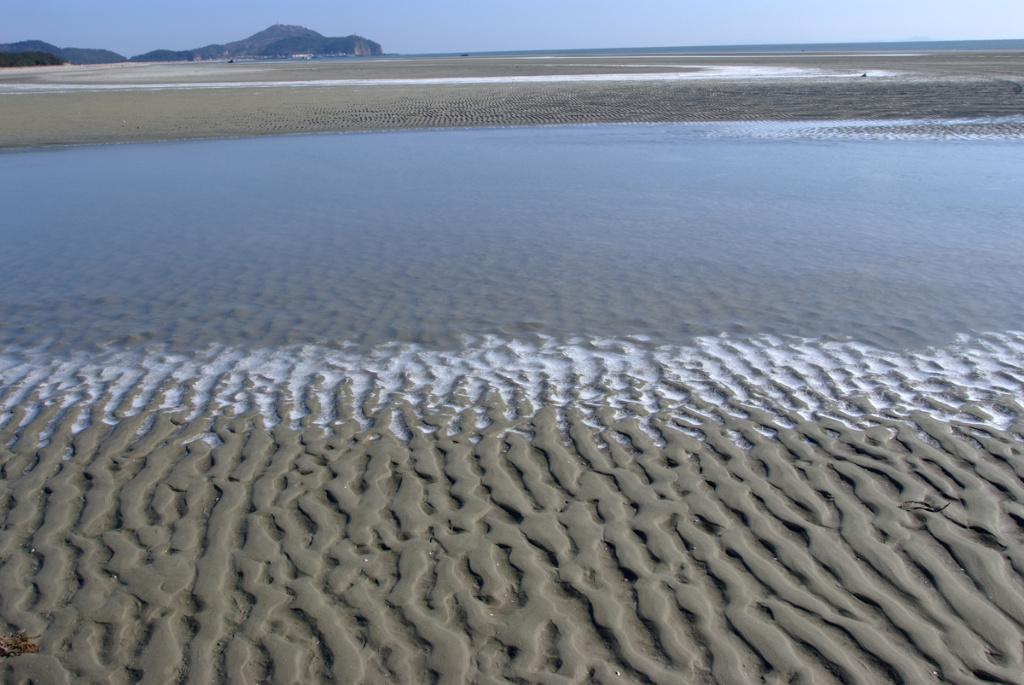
[0,631,39,657]
[900,500,950,513]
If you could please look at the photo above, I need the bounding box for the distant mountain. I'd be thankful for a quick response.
[0,25,381,65]
[0,40,125,64]
[130,24,383,62]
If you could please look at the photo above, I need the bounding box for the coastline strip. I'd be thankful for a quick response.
[2,51,1023,148]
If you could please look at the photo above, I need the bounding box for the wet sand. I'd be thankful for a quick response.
[3,336,1024,683]
[1,50,1023,147]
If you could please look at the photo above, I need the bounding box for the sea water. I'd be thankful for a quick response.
[1,122,1023,434]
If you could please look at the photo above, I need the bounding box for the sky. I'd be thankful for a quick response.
[3,0,1022,57]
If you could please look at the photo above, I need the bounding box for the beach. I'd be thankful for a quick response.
[1,50,1024,147]
[3,334,1024,684]
[3,51,1024,685]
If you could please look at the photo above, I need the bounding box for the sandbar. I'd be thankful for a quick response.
[1,50,1023,147]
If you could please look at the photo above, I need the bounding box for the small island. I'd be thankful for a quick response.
[130,24,383,62]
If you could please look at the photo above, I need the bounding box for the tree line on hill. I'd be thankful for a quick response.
[0,51,67,67]
[0,40,123,64]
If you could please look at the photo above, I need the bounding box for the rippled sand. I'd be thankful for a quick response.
[1,50,1023,147]
[3,335,1024,683]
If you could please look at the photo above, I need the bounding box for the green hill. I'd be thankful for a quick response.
[0,40,125,64]
[130,24,383,62]
[0,51,67,67]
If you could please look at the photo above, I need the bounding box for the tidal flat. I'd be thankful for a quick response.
[2,49,1024,147]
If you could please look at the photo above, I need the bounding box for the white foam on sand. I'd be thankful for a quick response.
[2,332,1022,448]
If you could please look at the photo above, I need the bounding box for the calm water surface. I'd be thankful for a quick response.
[2,123,1023,354]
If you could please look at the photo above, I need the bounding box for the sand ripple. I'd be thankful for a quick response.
[2,334,1024,682]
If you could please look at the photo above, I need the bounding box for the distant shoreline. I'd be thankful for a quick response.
[2,49,1022,149]
[409,37,1024,58]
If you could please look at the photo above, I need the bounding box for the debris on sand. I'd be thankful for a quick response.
[0,631,39,658]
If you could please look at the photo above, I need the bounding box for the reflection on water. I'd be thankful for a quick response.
[1,122,1023,354]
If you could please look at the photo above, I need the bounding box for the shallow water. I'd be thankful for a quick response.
[3,119,1023,455]
[2,122,1023,356]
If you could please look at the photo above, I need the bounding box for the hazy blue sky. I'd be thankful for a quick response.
[4,0,1022,57]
